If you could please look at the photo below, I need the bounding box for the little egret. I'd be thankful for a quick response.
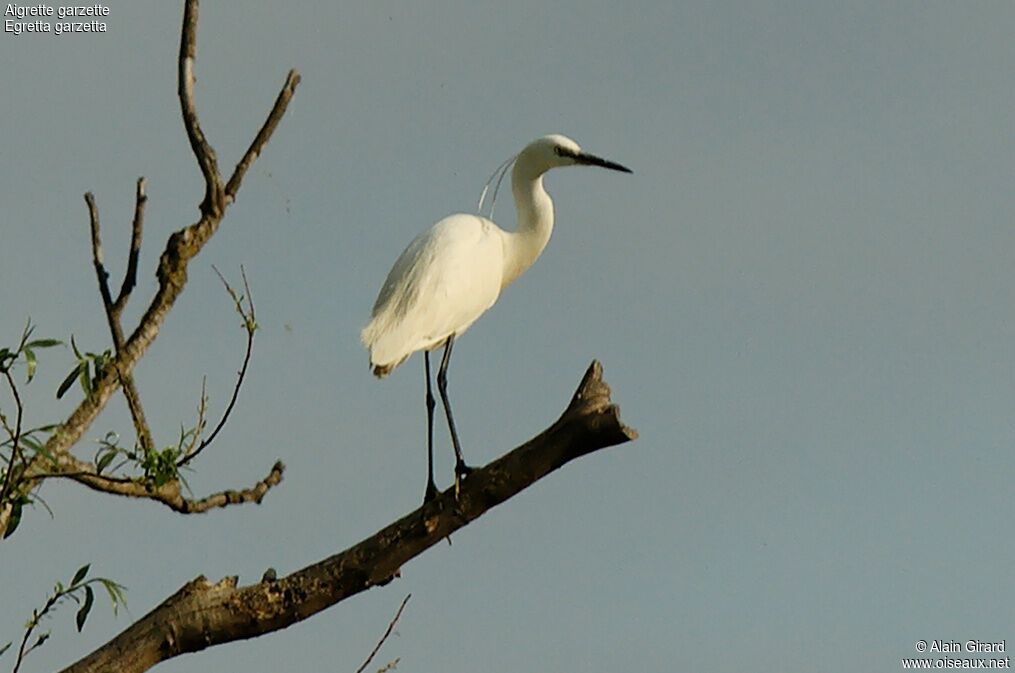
[362,134,631,502]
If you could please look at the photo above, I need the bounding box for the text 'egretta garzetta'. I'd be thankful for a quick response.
[362,134,631,502]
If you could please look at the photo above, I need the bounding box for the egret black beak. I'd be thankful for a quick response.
[575,152,632,174]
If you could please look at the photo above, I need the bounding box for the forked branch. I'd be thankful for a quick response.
[0,0,301,537]
[86,190,155,453]
[61,362,637,673]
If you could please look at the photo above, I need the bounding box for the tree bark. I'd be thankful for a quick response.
[61,361,637,673]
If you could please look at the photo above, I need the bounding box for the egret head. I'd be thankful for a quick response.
[520,134,632,175]
[478,134,631,216]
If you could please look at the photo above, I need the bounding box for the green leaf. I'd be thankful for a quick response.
[96,450,116,474]
[71,563,90,587]
[70,334,82,360]
[76,586,94,632]
[98,579,127,616]
[25,338,61,349]
[57,365,80,399]
[3,500,22,539]
[0,641,11,657]
[79,361,93,397]
[24,348,37,383]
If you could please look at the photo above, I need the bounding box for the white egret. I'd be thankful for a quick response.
[362,134,631,502]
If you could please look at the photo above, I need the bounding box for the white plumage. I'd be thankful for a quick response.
[361,134,630,500]
[362,214,504,376]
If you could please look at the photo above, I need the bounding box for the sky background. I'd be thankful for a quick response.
[2,1,1014,671]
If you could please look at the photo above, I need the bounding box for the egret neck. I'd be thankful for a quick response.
[500,166,554,290]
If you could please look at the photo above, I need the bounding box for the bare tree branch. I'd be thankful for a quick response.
[113,177,147,315]
[60,362,637,673]
[224,69,302,204]
[178,0,222,215]
[0,0,300,537]
[39,458,285,514]
[86,192,155,453]
[86,193,116,322]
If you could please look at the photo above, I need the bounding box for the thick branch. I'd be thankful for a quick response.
[61,362,637,673]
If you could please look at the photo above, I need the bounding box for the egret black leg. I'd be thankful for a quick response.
[423,351,438,503]
[437,335,473,492]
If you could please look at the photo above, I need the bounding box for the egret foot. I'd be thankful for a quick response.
[423,480,439,504]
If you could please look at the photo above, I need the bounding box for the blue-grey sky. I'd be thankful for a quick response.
[2,2,1014,671]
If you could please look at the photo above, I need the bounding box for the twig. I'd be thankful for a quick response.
[0,323,31,508]
[0,371,25,510]
[355,594,411,673]
[85,193,155,454]
[12,591,58,673]
[11,569,126,673]
[113,177,147,315]
[224,69,302,204]
[178,267,256,467]
[86,193,116,317]
[179,377,209,459]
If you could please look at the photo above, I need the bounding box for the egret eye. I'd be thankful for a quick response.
[554,145,577,159]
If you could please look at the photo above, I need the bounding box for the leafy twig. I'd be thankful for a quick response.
[0,321,61,533]
[8,564,126,673]
[0,370,24,526]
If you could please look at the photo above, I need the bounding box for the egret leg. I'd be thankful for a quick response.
[423,351,439,503]
[437,335,473,493]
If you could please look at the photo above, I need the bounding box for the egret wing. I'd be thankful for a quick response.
[363,214,504,373]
